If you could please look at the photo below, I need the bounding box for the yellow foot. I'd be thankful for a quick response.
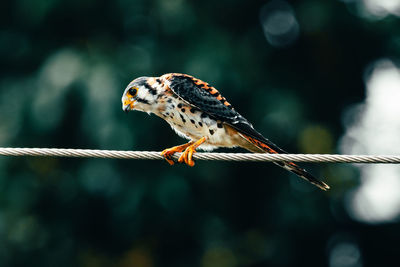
[161,142,193,165]
[177,137,207,167]
[178,146,196,166]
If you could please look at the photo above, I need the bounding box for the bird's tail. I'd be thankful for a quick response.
[239,133,330,191]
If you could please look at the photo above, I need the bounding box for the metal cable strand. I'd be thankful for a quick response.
[0,147,400,163]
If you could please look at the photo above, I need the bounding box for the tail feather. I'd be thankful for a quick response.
[239,133,330,191]
[274,161,330,191]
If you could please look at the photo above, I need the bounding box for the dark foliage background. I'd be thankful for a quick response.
[1,0,399,266]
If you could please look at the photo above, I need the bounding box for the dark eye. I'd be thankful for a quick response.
[128,87,138,96]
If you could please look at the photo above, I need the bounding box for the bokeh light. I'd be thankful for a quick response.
[328,235,362,267]
[340,59,400,223]
[362,0,400,18]
[339,0,400,19]
[259,0,299,47]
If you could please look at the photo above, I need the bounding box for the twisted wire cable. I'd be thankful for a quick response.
[0,147,399,163]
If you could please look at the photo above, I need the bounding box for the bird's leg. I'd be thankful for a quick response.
[178,136,207,167]
[161,141,194,165]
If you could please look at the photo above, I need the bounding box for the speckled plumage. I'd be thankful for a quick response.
[122,73,329,190]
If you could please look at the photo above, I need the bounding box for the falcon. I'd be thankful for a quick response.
[122,73,329,190]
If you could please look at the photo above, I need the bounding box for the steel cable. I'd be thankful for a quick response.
[0,147,399,163]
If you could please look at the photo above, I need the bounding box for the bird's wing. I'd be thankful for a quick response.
[163,73,329,190]
[163,73,286,153]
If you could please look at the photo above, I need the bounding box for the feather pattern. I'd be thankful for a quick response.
[162,73,329,190]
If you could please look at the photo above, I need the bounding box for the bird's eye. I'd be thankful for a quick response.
[128,87,138,96]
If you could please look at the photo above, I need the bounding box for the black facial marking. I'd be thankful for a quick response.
[177,103,183,108]
[167,99,173,103]
[144,83,157,95]
[201,113,208,118]
[190,108,197,113]
[198,122,203,127]
[181,108,185,113]
[217,122,223,128]
[137,98,150,104]
[179,114,186,123]
[156,78,162,84]
[209,129,214,135]
[190,119,195,124]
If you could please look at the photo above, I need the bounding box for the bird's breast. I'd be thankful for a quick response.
[155,95,239,149]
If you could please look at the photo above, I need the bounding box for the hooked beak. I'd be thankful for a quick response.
[123,99,135,113]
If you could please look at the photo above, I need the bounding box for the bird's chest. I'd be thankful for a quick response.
[155,95,231,147]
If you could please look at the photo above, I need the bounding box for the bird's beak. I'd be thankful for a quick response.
[123,99,135,113]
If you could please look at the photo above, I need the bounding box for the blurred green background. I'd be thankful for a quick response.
[1,0,400,266]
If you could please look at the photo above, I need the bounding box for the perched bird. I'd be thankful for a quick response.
[122,73,329,190]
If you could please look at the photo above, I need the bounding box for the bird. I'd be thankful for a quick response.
[121,73,329,191]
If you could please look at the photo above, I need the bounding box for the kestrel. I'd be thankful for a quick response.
[122,73,329,190]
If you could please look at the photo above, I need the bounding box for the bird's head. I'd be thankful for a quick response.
[122,77,157,113]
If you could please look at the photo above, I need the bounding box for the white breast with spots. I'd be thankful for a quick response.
[155,96,238,151]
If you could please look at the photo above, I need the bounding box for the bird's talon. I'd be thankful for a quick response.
[178,151,185,163]
[188,149,195,166]
[161,150,177,165]
[161,142,194,165]
[177,151,186,164]
[178,146,196,167]
[164,156,175,165]
[161,137,206,166]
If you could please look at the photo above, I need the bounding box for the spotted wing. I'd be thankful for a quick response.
[165,73,286,153]
[165,74,329,190]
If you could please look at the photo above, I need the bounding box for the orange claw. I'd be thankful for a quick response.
[161,142,194,165]
[177,137,207,167]
[178,146,196,166]
[160,152,175,165]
